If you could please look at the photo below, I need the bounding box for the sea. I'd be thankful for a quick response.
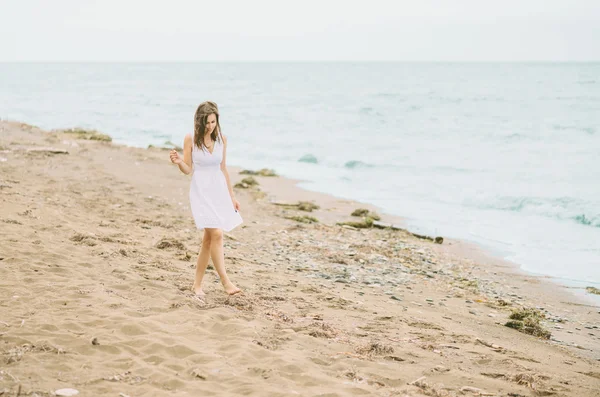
[1,62,599,286]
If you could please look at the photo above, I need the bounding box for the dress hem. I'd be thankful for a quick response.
[194,220,243,232]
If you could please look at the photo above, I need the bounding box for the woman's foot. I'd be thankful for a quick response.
[192,284,206,297]
[223,282,241,296]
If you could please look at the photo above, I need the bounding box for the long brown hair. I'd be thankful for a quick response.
[194,101,222,152]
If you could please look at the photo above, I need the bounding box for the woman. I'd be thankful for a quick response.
[169,101,243,296]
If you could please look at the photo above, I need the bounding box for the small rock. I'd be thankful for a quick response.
[191,368,207,380]
[469,310,478,315]
[55,389,79,397]
[465,300,474,304]
[391,296,403,302]
[460,386,483,394]
[91,337,100,345]
[426,298,434,303]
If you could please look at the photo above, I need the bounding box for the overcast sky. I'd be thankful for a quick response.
[1,0,599,61]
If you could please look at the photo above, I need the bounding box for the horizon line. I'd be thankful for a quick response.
[1,60,600,63]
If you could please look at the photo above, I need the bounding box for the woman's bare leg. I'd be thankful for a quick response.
[192,230,212,296]
[206,228,241,295]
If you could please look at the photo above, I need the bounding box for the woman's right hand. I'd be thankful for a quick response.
[169,150,183,164]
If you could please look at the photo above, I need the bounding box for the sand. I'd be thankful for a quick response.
[1,120,599,396]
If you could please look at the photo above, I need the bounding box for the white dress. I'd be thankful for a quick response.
[189,137,243,232]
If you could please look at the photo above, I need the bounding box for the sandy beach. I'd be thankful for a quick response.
[1,120,599,396]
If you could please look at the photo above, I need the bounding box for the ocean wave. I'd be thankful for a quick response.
[344,160,375,169]
[298,154,318,164]
[465,195,600,228]
[573,214,600,228]
[552,124,596,135]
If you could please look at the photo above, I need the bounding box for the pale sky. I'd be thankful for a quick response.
[1,0,599,61]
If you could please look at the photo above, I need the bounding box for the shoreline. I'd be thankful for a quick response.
[1,120,599,396]
[254,164,600,306]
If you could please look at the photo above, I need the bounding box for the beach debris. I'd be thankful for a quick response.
[371,221,444,243]
[104,371,132,382]
[286,215,319,224]
[55,388,79,396]
[271,201,298,207]
[271,201,320,212]
[57,128,112,142]
[337,217,374,229]
[476,338,504,352]
[297,201,320,212]
[372,221,399,229]
[308,322,338,339]
[240,168,278,177]
[155,238,186,250]
[505,308,551,339]
[2,219,22,225]
[586,286,600,295]
[411,231,444,244]
[407,377,454,396]
[91,337,100,345]
[351,208,381,221]
[356,342,394,356]
[439,344,460,349]
[234,176,259,189]
[25,147,69,155]
[408,376,427,386]
[148,141,182,151]
[384,355,405,362]
[70,233,98,246]
[460,386,494,395]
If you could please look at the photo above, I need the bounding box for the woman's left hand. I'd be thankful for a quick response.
[232,198,241,212]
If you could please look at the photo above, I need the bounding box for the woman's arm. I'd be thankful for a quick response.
[170,134,193,175]
[220,135,241,211]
